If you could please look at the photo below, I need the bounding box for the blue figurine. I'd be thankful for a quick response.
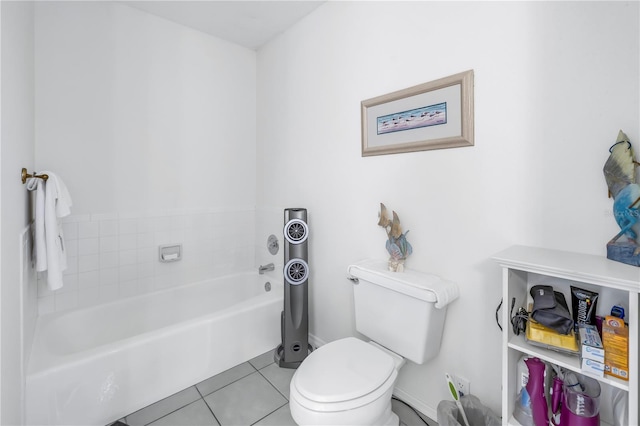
[603,130,640,265]
[378,203,413,272]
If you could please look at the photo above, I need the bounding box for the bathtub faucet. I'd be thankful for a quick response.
[259,263,275,274]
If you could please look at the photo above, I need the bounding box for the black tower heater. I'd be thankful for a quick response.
[274,208,311,368]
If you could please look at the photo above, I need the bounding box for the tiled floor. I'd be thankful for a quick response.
[115,348,436,426]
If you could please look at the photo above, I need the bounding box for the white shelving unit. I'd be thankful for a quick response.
[493,245,639,425]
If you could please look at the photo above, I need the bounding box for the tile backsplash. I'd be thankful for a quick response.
[38,209,255,315]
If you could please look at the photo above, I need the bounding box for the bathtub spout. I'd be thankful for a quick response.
[259,263,275,274]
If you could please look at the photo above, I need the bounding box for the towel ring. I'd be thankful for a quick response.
[21,168,48,184]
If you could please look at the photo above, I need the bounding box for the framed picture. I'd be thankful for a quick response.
[361,70,474,156]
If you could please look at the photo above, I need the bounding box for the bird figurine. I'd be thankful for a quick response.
[378,203,413,271]
[603,130,640,265]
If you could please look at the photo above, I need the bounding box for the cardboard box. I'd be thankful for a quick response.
[581,358,605,378]
[578,324,605,361]
[602,316,629,381]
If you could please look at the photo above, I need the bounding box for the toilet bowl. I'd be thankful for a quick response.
[289,337,404,426]
[289,259,458,426]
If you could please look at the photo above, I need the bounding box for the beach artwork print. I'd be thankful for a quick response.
[377,102,447,135]
[361,69,473,156]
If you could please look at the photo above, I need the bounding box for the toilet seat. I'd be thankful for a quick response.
[291,338,397,412]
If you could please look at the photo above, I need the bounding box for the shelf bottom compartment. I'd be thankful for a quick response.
[507,414,613,426]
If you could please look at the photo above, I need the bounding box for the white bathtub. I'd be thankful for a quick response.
[26,272,283,426]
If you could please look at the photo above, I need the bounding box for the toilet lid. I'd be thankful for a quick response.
[293,337,395,403]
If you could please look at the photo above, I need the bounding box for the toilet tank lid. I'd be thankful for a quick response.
[347,259,459,309]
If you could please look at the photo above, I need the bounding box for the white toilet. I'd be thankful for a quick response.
[289,259,459,426]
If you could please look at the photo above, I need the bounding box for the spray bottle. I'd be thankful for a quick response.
[513,356,534,426]
[525,357,549,426]
[516,356,530,400]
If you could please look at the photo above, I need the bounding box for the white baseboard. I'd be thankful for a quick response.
[307,334,438,422]
[308,333,326,349]
[393,387,438,423]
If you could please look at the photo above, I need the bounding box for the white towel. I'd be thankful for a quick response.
[26,171,72,290]
[26,177,46,271]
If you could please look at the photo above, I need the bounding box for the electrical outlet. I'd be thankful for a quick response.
[454,375,470,396]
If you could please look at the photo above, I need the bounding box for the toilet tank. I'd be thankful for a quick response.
[347,260,458,364]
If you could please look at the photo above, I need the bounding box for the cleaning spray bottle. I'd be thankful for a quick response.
[525,357,549,426]
[517,356,530,401]
[513,355,533,426]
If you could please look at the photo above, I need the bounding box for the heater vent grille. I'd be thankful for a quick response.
[284,219,308,244]
[285,258,309,285]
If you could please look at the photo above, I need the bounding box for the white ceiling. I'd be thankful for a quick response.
[121,1,325,50]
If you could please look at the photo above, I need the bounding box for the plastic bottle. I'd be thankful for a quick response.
[513,357,533,426]
[611,387,628,426]
[516,355,530,396]
[525,358,549,426]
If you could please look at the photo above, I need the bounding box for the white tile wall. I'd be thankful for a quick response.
[255,207,286,281]
[37,209,256,315]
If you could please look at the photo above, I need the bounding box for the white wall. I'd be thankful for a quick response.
[36,1,257,216]
[1,1,37,423]
[519,2,640,251]
[256,1,639,417]
[34,2,257,312]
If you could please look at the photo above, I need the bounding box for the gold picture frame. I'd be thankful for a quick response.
[361,70,474,156]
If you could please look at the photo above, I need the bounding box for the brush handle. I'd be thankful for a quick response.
[445,373,470,426]
[457,400,471,426]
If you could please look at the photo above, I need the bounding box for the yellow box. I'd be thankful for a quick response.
[525,317,578,354]
[602,316,629,381]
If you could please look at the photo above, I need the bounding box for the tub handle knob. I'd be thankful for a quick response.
[267,235,279,255]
